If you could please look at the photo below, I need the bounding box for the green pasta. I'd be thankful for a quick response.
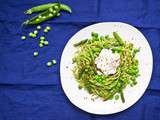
[73,32,140,103]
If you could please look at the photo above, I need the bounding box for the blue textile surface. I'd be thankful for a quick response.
[0,0,160,120]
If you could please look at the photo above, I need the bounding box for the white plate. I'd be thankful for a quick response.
[60,22,153,115]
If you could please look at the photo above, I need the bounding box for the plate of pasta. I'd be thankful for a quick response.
[60,22,153,114]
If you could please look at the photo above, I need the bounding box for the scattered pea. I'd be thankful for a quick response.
[29,32,33,37]
[34,52,39,57]
[44,41,49,45]
[37,25,41,30]
[46,62,52,67]
[21,36,26,40]
[52,60,56,64]
[46,26,51,30]
[39,43,43,48]
[32,34,36,38]
[34,30,38,34]
[40,36,45,40]
[40,40,44,44]
[44,29,48,33]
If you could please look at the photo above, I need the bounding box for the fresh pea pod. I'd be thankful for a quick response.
[24,3,58,14]
[60,4,72,13]
[23,6,60,25]
[24,3,72,14]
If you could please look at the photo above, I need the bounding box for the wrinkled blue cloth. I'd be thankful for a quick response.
[0,0,160,120]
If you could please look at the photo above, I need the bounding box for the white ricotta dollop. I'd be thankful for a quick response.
[95,49,120,76]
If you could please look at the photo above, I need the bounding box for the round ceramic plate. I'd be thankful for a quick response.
[60,22,153,115]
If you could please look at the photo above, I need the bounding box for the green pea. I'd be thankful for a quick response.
[40,36,45,40]
[34,52,38,57]
[52,60,56,64]
[46,26,51,30]
[46,62,52,67]
[44,41,49,45]
[115,95,119,100]
[54,5,59,10]
[39,43,43,48]
[40,40,44,44]
[49,13,53,17]
[38,15,42,18]
[57,13,60,16]
[36,19,40,22]
[49,8,53,12]
[53,10,57,14]
[37,25,41,30]
[34,30,38,34]
[91,32,98,38]
[29,32,33,37]
[44,29,48,33]
[21,36,26,40]
[32,34,36,38]
[42,16,46,19]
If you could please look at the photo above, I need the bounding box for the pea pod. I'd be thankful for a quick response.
[24,3,72,14]
[24,3,58,14]
[23,6,60,25]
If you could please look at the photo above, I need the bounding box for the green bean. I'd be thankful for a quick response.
[120,90,125,103]
[113,32,125,46]
[74,39,88,47]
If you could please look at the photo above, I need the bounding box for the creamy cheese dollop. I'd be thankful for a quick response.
[95,49,120,76]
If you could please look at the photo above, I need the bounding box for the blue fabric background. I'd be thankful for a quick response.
[0,0,160,120]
